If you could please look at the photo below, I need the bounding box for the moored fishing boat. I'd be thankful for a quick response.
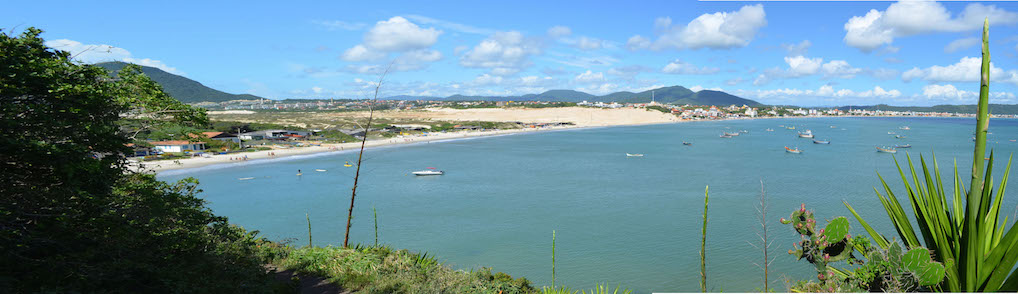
[900,126,910,130]
[412,167,444,176]
[626,153,644,157]
[785,146,802,154]
[876,146,897,153]
[798,130,814,138]
[724,132,740,136]
[895,135,906,139]
[894,144,911,148]
[720,133,733,138]
[682,142,692,146]
[813,139,830,144]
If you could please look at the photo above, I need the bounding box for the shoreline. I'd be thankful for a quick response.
[135,115,989,174]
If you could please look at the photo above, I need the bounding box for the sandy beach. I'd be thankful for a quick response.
[134,107,687,173]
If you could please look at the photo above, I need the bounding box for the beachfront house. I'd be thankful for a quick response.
[238,130,312,140]
[200,132,241,143]
[150,140,206,153]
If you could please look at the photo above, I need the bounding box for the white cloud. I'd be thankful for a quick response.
[844,1,1018,52]
[460,31,542,75]
[403,15,494,35]
[341,45,386,62]
[577,82,619,95]
[901,56,1018,85]
[341,16,444,71]
[312,86,324,94]
[651,4,767,50]
[626,35,651,51]
[689,85,723,92]
[44,39,184,75]
[661,60,720,75]
[781,40,811,56]
[548,26,572,38]
[742,85,900,100]
[784,56,822,76]
[921,84,973,101]
[821,60,863,78]
[313,20,366,31]
[945,37,981,53]
[576,37,602,50]
[573,70,605,83]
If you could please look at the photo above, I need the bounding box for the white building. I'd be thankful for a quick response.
[150,140,206,153]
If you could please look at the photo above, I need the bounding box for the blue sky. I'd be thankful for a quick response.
[8,0,1018,106]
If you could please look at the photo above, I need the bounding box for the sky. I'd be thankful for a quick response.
[7,0,1018,106]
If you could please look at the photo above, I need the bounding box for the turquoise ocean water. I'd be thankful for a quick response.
[160,117,1018,293]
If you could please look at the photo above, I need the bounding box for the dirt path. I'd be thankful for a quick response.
[267,265,349,294]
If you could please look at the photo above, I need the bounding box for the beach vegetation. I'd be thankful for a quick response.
[843,20,1018,292]
[1,27,289,292]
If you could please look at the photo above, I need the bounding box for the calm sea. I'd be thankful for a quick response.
[160,117,1018,293]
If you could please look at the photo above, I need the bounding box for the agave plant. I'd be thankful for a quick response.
[844,19,1018,292]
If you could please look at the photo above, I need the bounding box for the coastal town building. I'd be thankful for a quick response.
[150,140,206,153]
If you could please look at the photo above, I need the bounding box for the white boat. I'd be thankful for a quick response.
[626,153,644,157]
[315,169,327,172]
[238,177,255,181]
[798,130,814,138]
[888,131,896,135]
[785,146,803,154]
[876,146,897,154]
[720,134,733,138]
[412,167,444,176]
[739,130,748,133]
[766,128,774,132]
[725,132,740,136]
[900,126,911,130]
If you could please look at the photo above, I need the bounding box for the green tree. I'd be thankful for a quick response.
[1,28,278,293]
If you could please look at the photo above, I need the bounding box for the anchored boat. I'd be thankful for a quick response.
[894,144,911,148]
[813,139,830,144]
[412,167,444,176]
[626,153,644,157]
[798,130,814,138]
[785,146,803,154]
[876,146,897,153]
[682,142,692,146]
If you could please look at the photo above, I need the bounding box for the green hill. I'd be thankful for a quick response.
[389,86,762,106]
[95,61,263,103]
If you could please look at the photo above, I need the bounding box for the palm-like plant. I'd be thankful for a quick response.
[844,19,1018,292]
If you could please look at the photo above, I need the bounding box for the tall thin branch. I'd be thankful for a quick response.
[343,63,391,248]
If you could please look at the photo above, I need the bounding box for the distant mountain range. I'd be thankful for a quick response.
[95,61,265,103]
[388,86,763,106]
[834,104,1018,115]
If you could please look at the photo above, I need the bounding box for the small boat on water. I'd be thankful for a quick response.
[813,139,830,144]
[724,132,740,136]
[876,146,897,153]
[798,130,814,138]
[830,126,837,128]
[740,130,748,133]
[315,169,327,172]
[900,126,911,130]
[895,144,911,148]
[344,161,353,167]
[413,167,444,176]
[787,126,796,130]
[238,177,255,181]
[895,135,907,139]
[888,131,896,135]
[682,142,692,146]
[766,128,774,132]
[1010,139,1016,142]
[720,134,733,138]
[785,146,803,154]
[626,153,644,157]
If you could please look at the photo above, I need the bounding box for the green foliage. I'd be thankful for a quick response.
[646,105,671,113]
[782,205,945,292]
[701,186,709,292]
[844,21,1018,292]
[274,246,536,294]
[0,28,285,293]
